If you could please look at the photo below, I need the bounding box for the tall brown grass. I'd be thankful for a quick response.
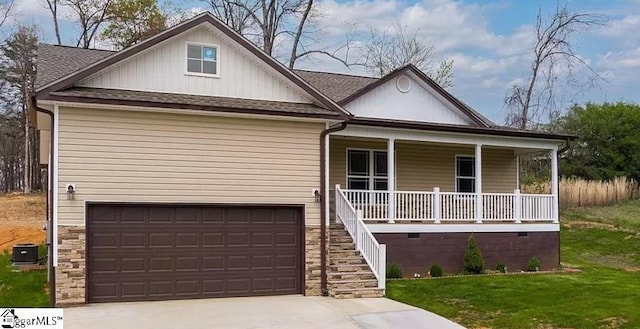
[522,177,639,209]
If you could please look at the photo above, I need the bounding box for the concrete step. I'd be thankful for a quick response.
[329,263,372,272]
[330,287,384,299]
[328,271,377,280]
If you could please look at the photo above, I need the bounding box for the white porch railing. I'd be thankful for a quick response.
[341,187,557,223]
[335,185,386,290]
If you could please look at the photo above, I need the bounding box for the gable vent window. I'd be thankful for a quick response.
[396,75,412,93]
[187,43,219,76]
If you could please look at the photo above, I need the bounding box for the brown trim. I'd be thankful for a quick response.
[319,122,348,296]
[33,101,56,307]
[350,117,575,141]
[85,202,306,302]
[40,94,341,120]
[36,12,350,120]
[339,65,491,127]
[300,204,306,296]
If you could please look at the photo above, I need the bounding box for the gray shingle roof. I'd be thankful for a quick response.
[36,44,113,89]
[48,87,338,117]
[293,69,377,104]
[35,44,495,126]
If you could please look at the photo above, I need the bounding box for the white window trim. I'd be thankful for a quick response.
[346,148,390,190]
[455,154,476,193]
[185,42,221,78]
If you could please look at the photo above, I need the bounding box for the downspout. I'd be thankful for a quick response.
[556,138,571,268]
[319,122,348,296]
[558,138,571,154]
[32,96,56,307]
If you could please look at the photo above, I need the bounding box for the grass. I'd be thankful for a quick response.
[386,200,640,329]
[0,244,49,307]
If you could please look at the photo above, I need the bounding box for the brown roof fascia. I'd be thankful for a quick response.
[41,93,342,120]
[350,117,575,141]
[338,65,491,127]
[35,12,350,120]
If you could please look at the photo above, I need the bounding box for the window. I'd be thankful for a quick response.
[347,150,388,190]
[456,156,475,193]
[187,43,219,75]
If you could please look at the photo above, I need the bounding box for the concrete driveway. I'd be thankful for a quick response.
[64,295,465,329]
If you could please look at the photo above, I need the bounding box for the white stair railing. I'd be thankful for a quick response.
[335,184,386,291]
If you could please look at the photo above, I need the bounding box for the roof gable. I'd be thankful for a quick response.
[36,12,348,118]
[341,65,493,127]
[76,26,309,103]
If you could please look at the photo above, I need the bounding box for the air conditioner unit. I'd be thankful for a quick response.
[12,243,38,265]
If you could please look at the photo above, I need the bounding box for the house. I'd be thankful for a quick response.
[34,12,571,306]
[1,309,16,327]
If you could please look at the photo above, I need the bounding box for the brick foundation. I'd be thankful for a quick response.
[55,226,86,306]
[375,231,560,275]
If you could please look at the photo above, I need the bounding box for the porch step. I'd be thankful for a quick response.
[329,236,354,243]
[328,279,379,289]
[330,287,385,299]
[329,242,355,250]
[329,256,367,265]
[327,270,377,281]
[329,263,372,272]
[327,222,383,299]
[329,250,363,259]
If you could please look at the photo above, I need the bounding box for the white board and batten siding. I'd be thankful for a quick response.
[78,26,312,104]
[344,73,475,126]
[56,106,324,226]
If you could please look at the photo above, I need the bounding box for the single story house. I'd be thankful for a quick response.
[34,12,571,306]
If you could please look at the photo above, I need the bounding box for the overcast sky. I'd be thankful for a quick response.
[6,0,640,124]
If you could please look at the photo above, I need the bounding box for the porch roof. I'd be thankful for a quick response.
[348,117,575,141]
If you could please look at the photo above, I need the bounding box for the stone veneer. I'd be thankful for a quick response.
[56,226,86,306]
[304,226,322,296]
[54,225,323,305]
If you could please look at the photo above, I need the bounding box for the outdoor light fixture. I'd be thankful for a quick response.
[66,184,76,200]
[313,189,321,203]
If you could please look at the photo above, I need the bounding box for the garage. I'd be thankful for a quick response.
[86,203,303,303]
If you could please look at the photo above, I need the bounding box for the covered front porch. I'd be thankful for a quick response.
[328,124,560,228]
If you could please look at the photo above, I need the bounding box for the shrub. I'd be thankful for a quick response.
[463,234,485,274]
[496,262,507,273]
[429,264,443,277]
[527,256,541,272]
[386,263,403,278]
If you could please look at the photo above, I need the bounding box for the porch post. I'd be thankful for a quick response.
[387,138,395,223]
[475,144,483,223]
[551,148,559,223]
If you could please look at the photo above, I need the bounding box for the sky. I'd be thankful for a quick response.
[4,0,640,124]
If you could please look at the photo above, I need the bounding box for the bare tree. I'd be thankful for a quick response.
[63,0,113,48]
[0,0,14,29]
[43,0,63,45]
[0,26,39,193]
[505,1,606,129]
[206,0,255,35]
[205,0,358,68]
[364,23,454,88]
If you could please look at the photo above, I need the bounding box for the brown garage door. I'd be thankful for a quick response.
[87,204,302,303]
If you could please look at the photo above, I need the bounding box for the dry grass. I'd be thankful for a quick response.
[522,177,639,209]
[0,193,46,252]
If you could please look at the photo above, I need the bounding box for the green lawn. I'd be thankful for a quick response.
[386,199,640,329]
[0,245,49,307]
